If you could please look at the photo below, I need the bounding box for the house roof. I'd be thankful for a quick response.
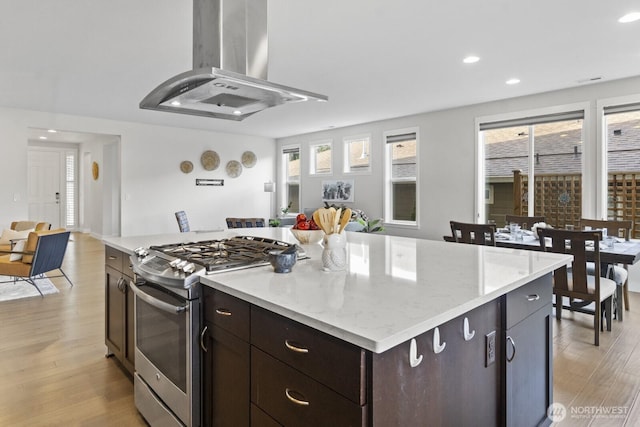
[486,112,640,177]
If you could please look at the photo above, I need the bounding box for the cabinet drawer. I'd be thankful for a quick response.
[105,245,124,271]
[251,404,281,427]
[251,306,366,405]
[505,273,552,328]
[202,287,250,341]
[251,348,367,427]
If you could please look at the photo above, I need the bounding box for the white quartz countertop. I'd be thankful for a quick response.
[104,228,571,353]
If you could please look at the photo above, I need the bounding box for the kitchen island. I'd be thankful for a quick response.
[104,228,571,426]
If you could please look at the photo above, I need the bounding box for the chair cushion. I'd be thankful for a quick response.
[586,262,628,286]
[566,271,617,301]
[11,221,38,231]
[0,254,32,276]
[9,240,26,261]
[0,228,33,245]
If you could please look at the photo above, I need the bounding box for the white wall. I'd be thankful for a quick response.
[277,75,640,240]
[0,107,275,237]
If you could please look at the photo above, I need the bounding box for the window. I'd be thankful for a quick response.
[309,140,332,175]
[481,110,584,228]
[604,103,640,237]
[282,145,300,213]
[65,152,77,228]
[384,129,418,224]
[343,134,371,173]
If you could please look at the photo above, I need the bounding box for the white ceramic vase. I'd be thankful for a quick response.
[322,233,347,271]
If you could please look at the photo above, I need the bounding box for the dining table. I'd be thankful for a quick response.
[493,229,640,266]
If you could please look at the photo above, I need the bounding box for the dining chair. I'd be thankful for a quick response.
[537,228,616,346]
[449,221,496,246]
[580,218,633,319]
[175,211,191,232]
[504,214,545,230]
[226,217,266,228]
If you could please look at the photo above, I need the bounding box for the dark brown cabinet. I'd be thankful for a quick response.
[201,287,251,427]
[371,299,501,426]
[201,273,553,427]
[104,245,135,375]
[503,275,553,427]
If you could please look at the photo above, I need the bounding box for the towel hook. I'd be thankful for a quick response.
[463,317,475,341]
[433,327,446,354]
[409,338,423,367]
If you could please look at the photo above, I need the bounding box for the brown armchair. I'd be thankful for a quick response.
[0,229,72,296]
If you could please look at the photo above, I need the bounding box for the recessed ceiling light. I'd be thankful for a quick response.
[233,110,242,115]
[39,136,47,140]
[463,56,480,64]
[619,12,640,23]
[47,129,57,133]
[170,100,181,106]
[506,78,521,85]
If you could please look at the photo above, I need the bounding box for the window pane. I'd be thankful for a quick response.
[391,140,416,179]
[482,118,583,228]
[311,143,332,174]
[606,109,640,236]
[284,147,300,213]
[392,182,416,221]
[344,136,370,172]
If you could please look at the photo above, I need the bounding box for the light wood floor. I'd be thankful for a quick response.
[2,233,640,426]
[0,233,146,426]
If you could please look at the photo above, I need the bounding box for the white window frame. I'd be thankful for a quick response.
[281,144,301,215]
[597,93,640,220]
[475,102,591,223]
[383,127,419,227]
[309,139,333,175]
[343,134,372,174]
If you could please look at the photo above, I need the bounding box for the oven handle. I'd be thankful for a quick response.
[129,280,189,314]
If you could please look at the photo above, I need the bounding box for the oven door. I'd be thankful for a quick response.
[130,279,198,427]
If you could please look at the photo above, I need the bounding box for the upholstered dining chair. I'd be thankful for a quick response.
[175,211,191,232]
[226,218,266,228]
[537,228,616,346]
[580,218,633,320]
[504,215,545,230]
[449,221,496,246]
[0,229,73,296]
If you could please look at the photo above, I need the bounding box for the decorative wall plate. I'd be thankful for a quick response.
[180,160,194,174]
[241,151,257,168]
[92,161,99,180]
[201,150,220,171]
[225,160,242,178]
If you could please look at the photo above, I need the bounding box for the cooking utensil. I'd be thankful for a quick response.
[316,208,334,234]
[339,208,352,233]
[334,208,342,235]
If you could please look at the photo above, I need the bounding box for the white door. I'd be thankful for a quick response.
[28,149,63,228]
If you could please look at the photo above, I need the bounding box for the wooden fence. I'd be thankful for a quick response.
[513,170,640,238]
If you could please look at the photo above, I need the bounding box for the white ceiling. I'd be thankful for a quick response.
[3,0,640,139]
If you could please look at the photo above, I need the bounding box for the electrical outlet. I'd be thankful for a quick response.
[486,331,496,367]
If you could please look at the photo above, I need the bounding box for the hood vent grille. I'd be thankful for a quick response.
[140,0,327,121]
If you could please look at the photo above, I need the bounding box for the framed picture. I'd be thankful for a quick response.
[322,179,354,202]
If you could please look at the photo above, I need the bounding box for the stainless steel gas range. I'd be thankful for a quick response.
[129,236,304,427]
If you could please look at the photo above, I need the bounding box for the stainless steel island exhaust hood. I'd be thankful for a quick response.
[140,0,327,121]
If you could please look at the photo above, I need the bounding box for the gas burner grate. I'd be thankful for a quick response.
[149,236,305,273]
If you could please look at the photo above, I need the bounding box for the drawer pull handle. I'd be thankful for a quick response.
[506,336,516,362]
[433,327,446,354]
[200,326,208,352]
[108,256,118,260]
[285,340,309,354]
[463,317,475,341]
[409,338,423,367]
[215,308,232,316]
[285,388,310,406]
[526,294,540,302]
